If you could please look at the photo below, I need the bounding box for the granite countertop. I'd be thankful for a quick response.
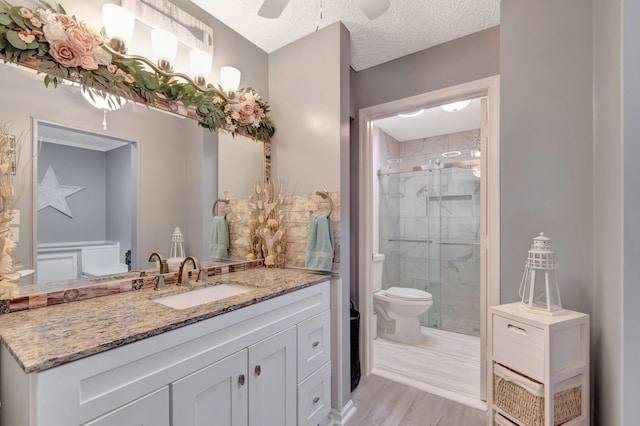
[0,268,328,374]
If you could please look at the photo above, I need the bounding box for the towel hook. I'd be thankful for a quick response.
[309,189,333,217]
[212,197,230,218]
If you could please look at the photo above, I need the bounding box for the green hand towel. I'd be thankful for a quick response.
[305,214,334,272]
[209,216,229,259]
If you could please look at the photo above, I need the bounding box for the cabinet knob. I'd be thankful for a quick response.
[313,396,320,404]
[312,341,320,348]
[238,374,245,386]
[255,365,261,376]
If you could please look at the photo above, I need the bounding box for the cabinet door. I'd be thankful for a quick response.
[172,349,248,426]
[248,326,297,426]
[84,387,169,426]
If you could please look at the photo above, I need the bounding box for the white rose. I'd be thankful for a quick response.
[93,46,112,66]
[43,22,66,42]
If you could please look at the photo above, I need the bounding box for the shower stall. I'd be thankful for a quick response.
[378,159,481,336]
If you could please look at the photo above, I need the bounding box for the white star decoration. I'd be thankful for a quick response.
[37,166,85,218]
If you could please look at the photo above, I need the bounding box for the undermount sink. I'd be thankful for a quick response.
[153,284,252,310]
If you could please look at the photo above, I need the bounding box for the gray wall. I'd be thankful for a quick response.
[594,0,623,423]
[623,0,640,422]
[37,143,106,243]
[500,0,593,312]
[355,27,500,110]
[269,23,345,194]
[106,144,136,266]
[269,22,351,409]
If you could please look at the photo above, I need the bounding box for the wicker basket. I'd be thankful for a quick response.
[493,363,582,426]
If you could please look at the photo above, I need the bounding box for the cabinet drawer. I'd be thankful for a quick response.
[84,387,169,426]
[493,315,545,380]
[297,310,331,380]
[297,362,331,426]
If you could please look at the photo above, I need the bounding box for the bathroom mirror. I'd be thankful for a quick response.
[0,62,266,291]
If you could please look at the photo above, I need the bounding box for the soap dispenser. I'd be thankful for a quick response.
[167,226,186,270]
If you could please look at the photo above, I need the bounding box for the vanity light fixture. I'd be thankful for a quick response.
[397,109,424,118]
[220,66,242,92]
[151,28,179,72]
[190,49,213,87]
[440,100,471,112]
[101,5,228,98]
[441,150,461,158]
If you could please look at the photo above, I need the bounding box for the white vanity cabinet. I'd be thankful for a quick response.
[0,281,330,426]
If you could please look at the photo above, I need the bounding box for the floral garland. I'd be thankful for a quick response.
[0,1,275,142]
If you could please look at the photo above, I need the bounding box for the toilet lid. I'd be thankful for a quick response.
[385,287,433,301]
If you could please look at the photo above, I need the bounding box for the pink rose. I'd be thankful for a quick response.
[30,17,42,28]
[107,64,117,73]
[238,115,250,126]
[80,55,98,70]
[115,68,135,84]
[32,30,44,40]
[55,14,77,30]
[67,27,94,54]
[18,30,35,44]
[237,94,246,103]
[81,23,104,46]
[49,39,81,68]
[19,8,32,19]
[242,103,254,115]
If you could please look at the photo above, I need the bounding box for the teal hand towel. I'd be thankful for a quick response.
[305,214,334,272]
[209,216,229,259]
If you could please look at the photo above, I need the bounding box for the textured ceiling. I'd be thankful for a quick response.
[190,0,500,71]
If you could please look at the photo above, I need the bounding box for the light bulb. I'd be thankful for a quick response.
[441,100,471,112]
[102,5,135,50]
[151,28,178,70]
[220,66,241,92]
[190,49,213,86]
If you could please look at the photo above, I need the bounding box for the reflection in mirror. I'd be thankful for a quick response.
[218,132,264,199]
[35,122,138,284]
[0,61,267,296]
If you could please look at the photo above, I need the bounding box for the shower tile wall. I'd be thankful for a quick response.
[376,126,481,336]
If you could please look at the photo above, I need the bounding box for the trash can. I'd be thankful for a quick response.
[350,301,361,391]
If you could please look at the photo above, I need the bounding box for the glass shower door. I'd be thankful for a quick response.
[429,164,481,336]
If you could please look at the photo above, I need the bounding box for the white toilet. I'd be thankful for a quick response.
[372,254,433,344]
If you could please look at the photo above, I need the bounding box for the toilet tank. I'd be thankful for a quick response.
[372,253,385,292]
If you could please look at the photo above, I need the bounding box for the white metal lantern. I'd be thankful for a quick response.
[168,226,186,270]
[518,232,564,315]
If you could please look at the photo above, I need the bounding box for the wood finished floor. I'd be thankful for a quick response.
[346,374,487,426]
[373,327,481,401]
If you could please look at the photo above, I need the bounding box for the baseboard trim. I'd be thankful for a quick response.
[328,399,357,425]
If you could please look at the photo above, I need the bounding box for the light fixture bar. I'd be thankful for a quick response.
[102,44,230,101]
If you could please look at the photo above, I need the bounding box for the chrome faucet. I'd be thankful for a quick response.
[148,252,169,290]
[177,256,207,285]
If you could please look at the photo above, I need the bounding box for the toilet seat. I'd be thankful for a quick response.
[385,286,432,301]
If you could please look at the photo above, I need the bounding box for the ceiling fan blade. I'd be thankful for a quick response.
[354,0,390,20]
[258,0,290,19]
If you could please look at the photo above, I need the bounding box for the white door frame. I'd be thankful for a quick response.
[357,75,500,400]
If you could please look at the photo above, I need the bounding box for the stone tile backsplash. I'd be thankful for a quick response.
[225,192,340,273]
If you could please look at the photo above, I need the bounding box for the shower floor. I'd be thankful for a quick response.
[372,326,483,410]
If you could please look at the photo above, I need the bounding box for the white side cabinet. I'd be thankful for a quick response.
[489,303,589,426]
[0,282,331,426]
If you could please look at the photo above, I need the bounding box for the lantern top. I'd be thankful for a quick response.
[526,232,558,270]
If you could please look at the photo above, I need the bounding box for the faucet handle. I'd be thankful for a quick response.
[159,259,169,274]
[197,268,208,284]
[154,275,166,290]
